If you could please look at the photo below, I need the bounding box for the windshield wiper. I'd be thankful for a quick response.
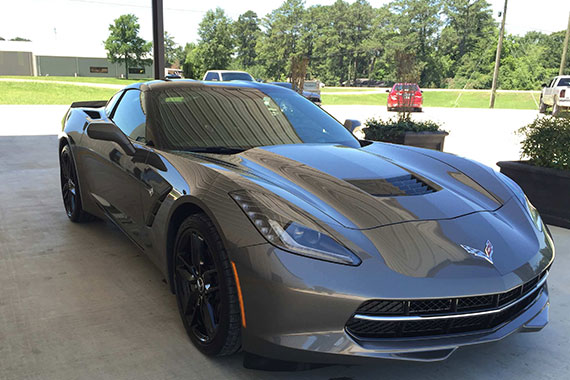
[185,146,249,154]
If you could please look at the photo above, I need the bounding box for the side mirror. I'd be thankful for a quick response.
[541,83,547,88]
[344,119,362,133]
[87,122,136,156]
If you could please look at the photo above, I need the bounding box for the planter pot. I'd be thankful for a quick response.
[374,131,449,151]
[497,160,570,228]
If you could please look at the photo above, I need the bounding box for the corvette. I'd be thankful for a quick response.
[59,80,554,365]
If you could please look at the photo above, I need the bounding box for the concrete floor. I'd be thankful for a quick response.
[0,110,569,379]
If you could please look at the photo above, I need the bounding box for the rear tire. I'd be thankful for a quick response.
[173,213,241,356]
[538,98,547,113]
[552,102,560,117]
[59,144,94,223]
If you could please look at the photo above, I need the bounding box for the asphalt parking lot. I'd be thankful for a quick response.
[0,105,569,379]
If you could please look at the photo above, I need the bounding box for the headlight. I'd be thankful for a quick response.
[230,190,361,266]
[495,172,543,231]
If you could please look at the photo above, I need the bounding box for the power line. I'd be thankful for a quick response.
[68,0,206,13]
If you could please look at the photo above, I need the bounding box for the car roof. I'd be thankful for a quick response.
[134,79,288,93]
[205,70,250,74]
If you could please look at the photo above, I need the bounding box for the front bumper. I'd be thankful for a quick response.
[235,244,550,364]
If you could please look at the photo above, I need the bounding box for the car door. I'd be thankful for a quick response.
[80,89,150,247]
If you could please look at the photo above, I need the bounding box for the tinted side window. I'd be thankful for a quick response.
[112,89,146,142]
[204,72,219,81]
[105,91,123,117]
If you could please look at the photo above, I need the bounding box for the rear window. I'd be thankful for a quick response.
[221,72,254,81]
[393,84,419,91]
[558,78,570,87]
[204,72,220,81]
[304,82,318,90]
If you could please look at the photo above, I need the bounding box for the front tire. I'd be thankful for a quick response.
[60,144,93,222]
[173,213,241,356]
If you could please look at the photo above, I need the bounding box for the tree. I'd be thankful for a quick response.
[0,37,5,41]
[233,11,261,68]
[195,8,234,76]
[104,14,151,79]
[387,0,442,86]
[182,43,201,79]
[439,0,495,74]
[257,0,308,80]
[10,37,31,41]
[164,31,185,68]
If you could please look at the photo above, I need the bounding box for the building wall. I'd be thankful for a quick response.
[36,56,78,76]
[35,55,153,78]
[0,51,34,75]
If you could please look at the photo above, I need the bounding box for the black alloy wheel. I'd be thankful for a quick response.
[174,213,241,356]
[60,144,92,222]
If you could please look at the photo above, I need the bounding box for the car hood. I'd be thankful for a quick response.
[186,143,510,230]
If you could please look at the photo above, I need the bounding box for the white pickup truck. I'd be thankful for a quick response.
[539,75,570,116]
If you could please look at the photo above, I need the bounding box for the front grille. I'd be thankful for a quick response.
[346,269,548,339]
[357,300,404,315]
[409,299,452,314]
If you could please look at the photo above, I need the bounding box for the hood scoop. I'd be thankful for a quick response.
[347,175,438,197]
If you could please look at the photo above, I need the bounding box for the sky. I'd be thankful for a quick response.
[0,0,569,57]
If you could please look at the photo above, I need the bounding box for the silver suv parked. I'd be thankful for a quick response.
[202,70,254,82]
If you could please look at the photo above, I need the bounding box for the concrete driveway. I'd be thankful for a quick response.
[0,104,537,169]
[0,105,568,379]
[323,105,539,169]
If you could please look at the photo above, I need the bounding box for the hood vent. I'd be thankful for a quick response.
[347,175,437,197]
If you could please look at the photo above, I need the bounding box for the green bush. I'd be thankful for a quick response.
[518,116,570,170]
[364,117,445,141]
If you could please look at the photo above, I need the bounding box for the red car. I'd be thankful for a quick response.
[386,83,423,112]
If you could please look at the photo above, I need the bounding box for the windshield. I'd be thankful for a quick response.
[221,72,254,81]
[150,85,359,151]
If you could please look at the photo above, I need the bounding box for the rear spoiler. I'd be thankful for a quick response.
[70,100,107,108]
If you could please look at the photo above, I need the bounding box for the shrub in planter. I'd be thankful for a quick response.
[497,116,570,228]
[364,118,449,151]
[517,116,570,170]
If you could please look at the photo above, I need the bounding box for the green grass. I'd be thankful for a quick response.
[0,81,117,104]
[321,87,380,93]
[0,79,541,110]
[322,91,539,110]
[0,75,149,85]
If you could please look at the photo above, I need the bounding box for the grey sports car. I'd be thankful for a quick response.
[59,80,554,366]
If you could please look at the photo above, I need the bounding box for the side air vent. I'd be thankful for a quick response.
[386,175,436,195]
[83,110,102,119]
[347,175,437,197]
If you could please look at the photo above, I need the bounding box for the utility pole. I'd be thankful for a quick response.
[490,0,508,109]
[152,0,165,80]
[560,12,570,76]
